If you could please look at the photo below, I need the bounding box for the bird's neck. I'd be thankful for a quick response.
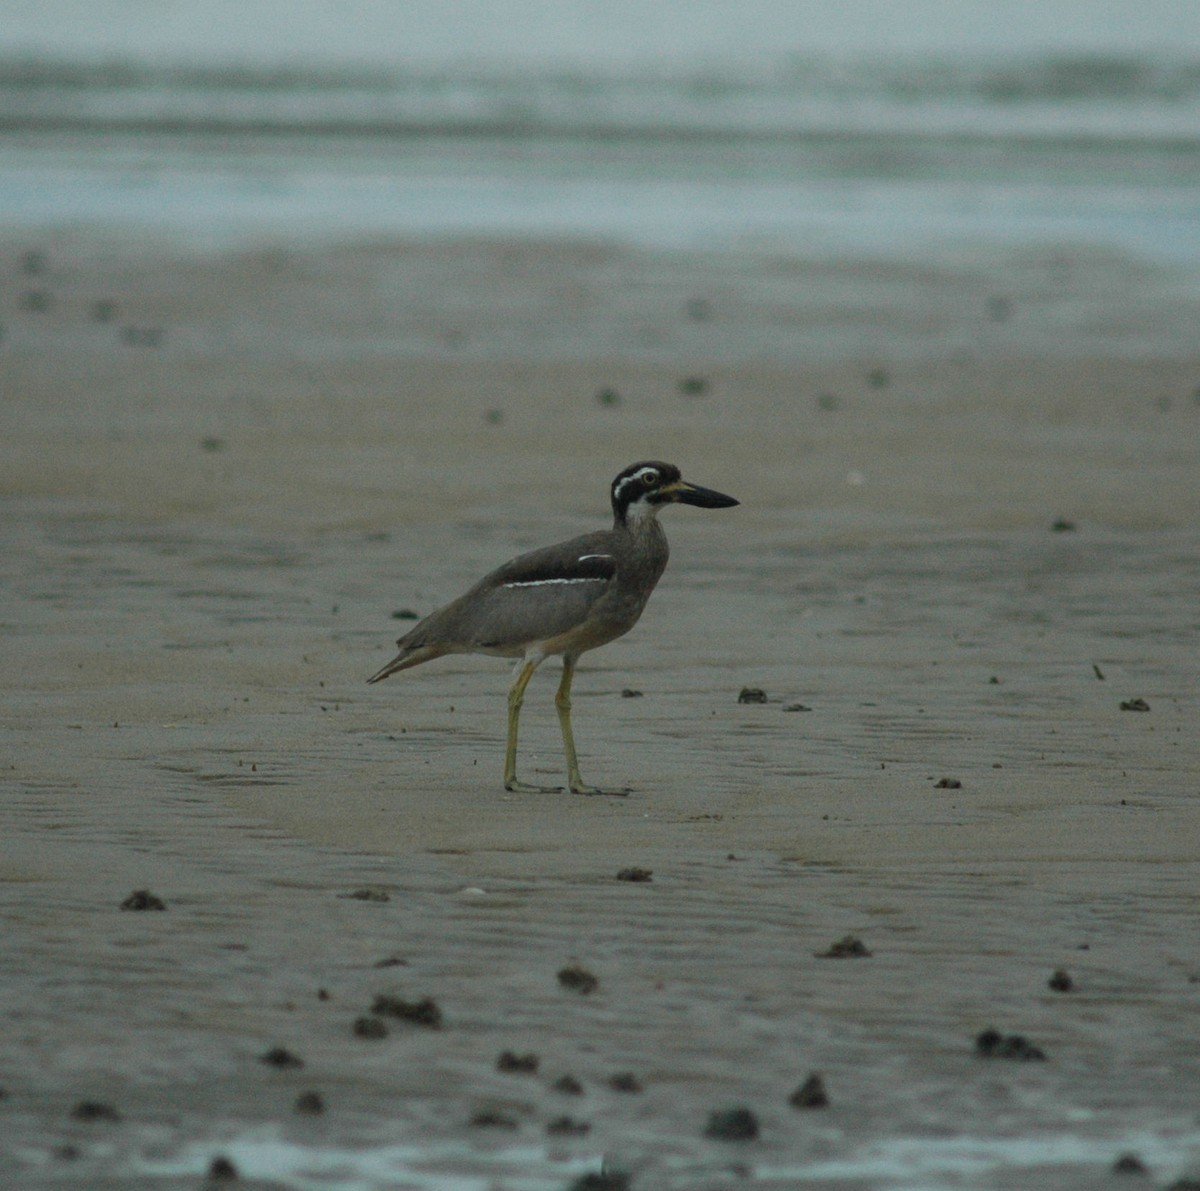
[614,500,663,536]
[614,506,669,578]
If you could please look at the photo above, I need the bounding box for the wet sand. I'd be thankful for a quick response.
[2,230,1199,1188]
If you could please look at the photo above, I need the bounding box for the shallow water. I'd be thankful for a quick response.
[3,5,1199,267]
[133,1125,1200,1189]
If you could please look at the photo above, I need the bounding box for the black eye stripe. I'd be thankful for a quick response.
[610,461,682,523]
[613,468,659,502]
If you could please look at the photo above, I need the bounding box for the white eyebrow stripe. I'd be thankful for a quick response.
[577,553,613,562]
[502,577,608,588]
[613,467,659,503]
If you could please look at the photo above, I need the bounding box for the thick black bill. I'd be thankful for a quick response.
[673,482,739,509]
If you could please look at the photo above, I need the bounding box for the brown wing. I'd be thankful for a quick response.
[432,534,618,652]
[376,531,618,663]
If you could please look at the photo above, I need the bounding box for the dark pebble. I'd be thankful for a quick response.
[1112,1152,1148,1174]
[294,1090,325,1115]
[552,1074,585,1096]
[557,963,599,994]
[737,687,768,704]
[370,995,443,1028]
[783,703,812,712]
[595,387,621,407]
[120,889,167,911]
[678,376,708,396]
[547,1115,591,1136]
[119,326,165,347]
[497,1050,539,1074]
[1120,698,1150,712]
[1048,968,1074,992]
[352,1015,388,1040]
[816,934,872,959]
[867,367,891,389]
[469,1109,518,1129]
[19,290,52,312]
[620,688,643,698]
[986,295,1013,322]
[788,1073,829,1109]
[259,1046,304,1068]
[607,1072,642,1093]
[373,955,408,968]
[207,1155,238,1181]
[935,777,962,789]
[343,887,390,901]
[391,609,419,620]
[70,1100,121,1122]
[1051,517,1077,532]
[975,1028,1046,1061]
[705,1106,759,1141]
[570,1172,631,1191]
[200,436,225,453]
[616,867,652,882]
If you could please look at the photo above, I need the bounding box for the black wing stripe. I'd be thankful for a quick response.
[496,551,617,587]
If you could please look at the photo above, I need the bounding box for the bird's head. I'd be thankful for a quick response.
[610,461,739,526]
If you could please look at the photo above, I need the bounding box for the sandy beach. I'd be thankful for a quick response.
[2,228,1199,1189]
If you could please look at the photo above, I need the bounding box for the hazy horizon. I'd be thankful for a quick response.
[5,0,1199,67]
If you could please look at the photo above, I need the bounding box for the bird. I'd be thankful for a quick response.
[367,460,739,795]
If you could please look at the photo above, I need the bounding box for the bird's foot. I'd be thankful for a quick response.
[570,783,632,797]
[504,778,565,794]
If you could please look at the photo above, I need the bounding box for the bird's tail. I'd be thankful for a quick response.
[366,643,445,684]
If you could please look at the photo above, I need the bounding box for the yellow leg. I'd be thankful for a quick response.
[555,656,629,796]
[504,657,559,792]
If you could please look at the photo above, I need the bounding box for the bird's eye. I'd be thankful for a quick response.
[641,470,659,487]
